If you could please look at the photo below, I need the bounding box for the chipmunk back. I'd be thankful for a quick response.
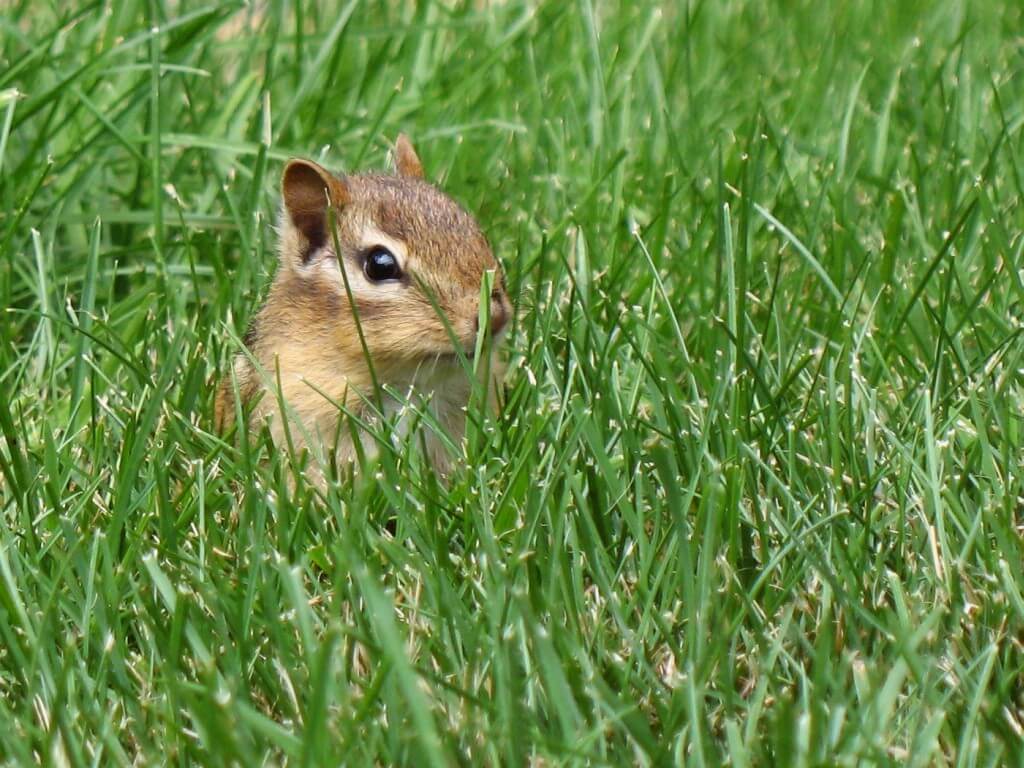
[216,135,510,479]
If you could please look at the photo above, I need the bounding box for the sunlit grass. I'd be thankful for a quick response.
[1,1,1023,764]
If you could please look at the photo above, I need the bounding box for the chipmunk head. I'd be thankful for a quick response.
[274,135,509,377]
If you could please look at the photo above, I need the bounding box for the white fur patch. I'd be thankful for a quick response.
[299,219,411,301]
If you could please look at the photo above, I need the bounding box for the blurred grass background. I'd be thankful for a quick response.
[1,0,1024,764]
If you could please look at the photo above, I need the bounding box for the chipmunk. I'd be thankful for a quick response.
[215,135,510,480]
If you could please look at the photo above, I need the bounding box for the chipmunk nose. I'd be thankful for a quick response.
[474,290,508,337]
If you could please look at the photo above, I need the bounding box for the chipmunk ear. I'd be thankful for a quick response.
[281,159,350,261]
[393,133,424,179]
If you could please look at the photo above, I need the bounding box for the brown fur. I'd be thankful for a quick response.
[215,137,510,480]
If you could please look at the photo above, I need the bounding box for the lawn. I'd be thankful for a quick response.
[1,0,1023,764]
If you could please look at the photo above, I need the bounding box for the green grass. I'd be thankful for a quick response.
[2,0,1024,764]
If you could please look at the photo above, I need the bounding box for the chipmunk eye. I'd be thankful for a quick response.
[363,247,401,282]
